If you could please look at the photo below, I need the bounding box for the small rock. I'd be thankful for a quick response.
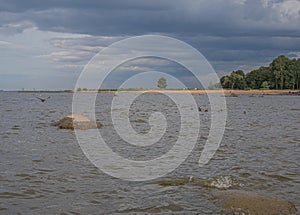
[214,190,297,215]
[53,113,102,130]
[230,92,238,97]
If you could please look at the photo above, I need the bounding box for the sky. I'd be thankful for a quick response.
[0,0,300,90]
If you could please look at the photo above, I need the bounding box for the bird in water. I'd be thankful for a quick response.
[198,107,208,112]
[36,96,50,102]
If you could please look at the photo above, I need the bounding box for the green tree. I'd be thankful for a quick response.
[157,77,167,89]
[233,70,247,90]
[285,58,300,89]
[229,73,240,89]
[270,55,290,89]
[208,82,222,90]
[286,59,296,89]
[249,80,256,89]
[221,70,246,89]
[219,55,300,90]
[261,81,269,89]
[295,58,300,89]
[245,66,273,89]
[77,87,82,91]
[220,76,231,88]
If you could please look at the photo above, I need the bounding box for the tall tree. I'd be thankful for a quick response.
[157,77,167,89]
[289,58,300,89]
[221,76,231,88]
[286,59,297,89]
[227,70,246,89]
[270,55,290,89]
[296,59,300,89]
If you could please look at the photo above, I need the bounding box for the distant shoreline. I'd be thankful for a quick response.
[80,89,300,95]
[14,89,300,95]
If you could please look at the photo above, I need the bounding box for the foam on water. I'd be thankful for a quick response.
[204,176,243,189]
[154,175,243,190]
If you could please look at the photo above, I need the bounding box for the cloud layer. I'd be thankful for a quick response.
[1,0,299,36]
[0,0,299,89]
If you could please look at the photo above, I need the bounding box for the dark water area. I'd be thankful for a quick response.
[0,92,299,214]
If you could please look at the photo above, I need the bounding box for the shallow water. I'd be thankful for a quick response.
[0,92,299,214]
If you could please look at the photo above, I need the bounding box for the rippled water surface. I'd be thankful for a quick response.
[0,92,299,214]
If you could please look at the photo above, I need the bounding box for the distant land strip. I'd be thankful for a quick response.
[13,89,300,95]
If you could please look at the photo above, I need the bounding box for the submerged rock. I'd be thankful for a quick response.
[53,113,102,130]
[214,190,297,215]
[119,204,183,214]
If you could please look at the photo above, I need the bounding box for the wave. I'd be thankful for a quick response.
[154,175,243,190]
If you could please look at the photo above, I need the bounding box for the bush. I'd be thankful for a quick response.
[260,81,270,90]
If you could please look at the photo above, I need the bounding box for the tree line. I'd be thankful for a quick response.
[220,55,300,90]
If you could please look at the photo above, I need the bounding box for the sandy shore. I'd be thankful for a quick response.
[109,89,300,95]
[75,89,300,95]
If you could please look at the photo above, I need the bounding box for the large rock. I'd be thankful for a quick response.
[53,113,102,130]
[214,190,297,215]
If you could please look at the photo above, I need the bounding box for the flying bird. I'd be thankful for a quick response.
[36,96,50,102]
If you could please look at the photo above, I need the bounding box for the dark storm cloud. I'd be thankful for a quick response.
[0,0,172,35]
[0,0,299,78]
[0,0,167,12]
[1,0,299,36]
